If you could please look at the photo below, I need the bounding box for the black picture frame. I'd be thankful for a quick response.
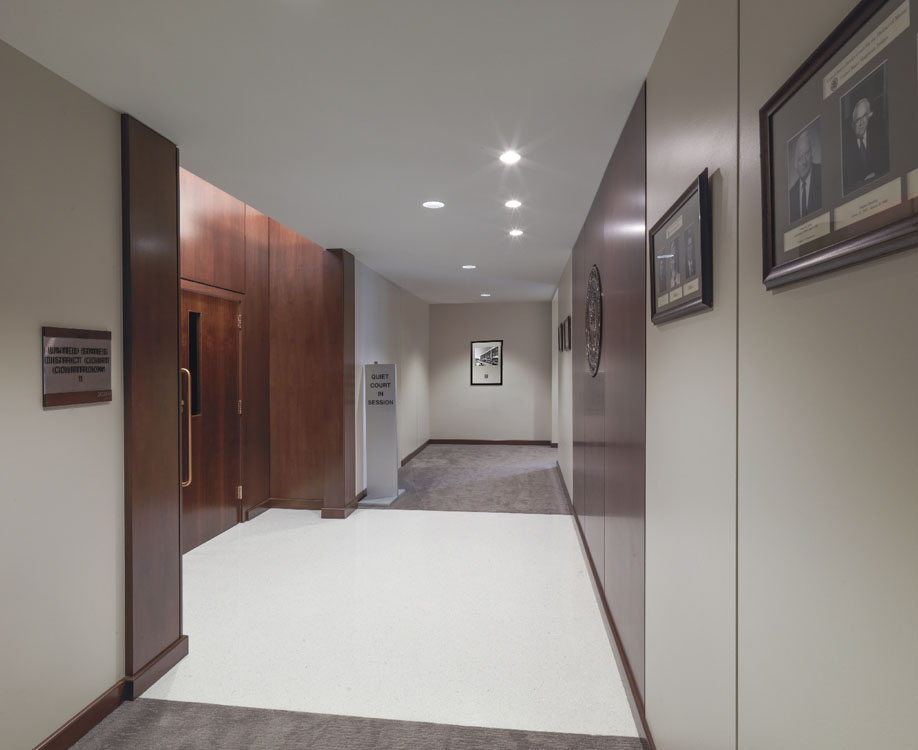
[760,0,918,289]
[564,315,571,350]
[649,169,713,324]
[470,340,503,386]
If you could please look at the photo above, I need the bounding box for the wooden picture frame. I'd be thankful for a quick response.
[760,0,918,289]
[470,340,503,385]
[649,169,713,324]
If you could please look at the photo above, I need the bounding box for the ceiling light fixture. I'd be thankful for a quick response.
[509,229,523,237]
[462,264,477,269]
[480,293,491,297]
[499,150,521,165]
[422,200,445,209]
[505,199,522,209]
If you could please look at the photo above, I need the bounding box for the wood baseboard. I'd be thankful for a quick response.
[355,488,367,502]
[550,442,558,448]
[556,463,654,750]
[428,439,552,446]
[245,497,272,520]
[322,494,360,519]
[34,680,126,750]
[125,635,189,700]
[400,440,430,466]
[265,497,324,511]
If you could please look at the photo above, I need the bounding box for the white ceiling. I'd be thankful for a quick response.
[0,1,676,303]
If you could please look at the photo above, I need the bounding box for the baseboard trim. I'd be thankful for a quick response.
[428,439,552,446]
[400,440,430,466]
[33,679,126,750]
[125,634,189,699]
[244,497,272,520]
[556,464,654,750]
[355,488,367,502]
[321,495,360,519]
[550,442,558,448]
[265,497,324,511]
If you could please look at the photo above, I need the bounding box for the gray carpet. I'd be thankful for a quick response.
[72,699,643,749]
[368,444,570,514]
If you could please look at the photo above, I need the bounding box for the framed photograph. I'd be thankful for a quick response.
[649,169,713,324]
[760,0,918,289]
[557,324,563,352]
[470,340,503,385]
[564,315,572,351]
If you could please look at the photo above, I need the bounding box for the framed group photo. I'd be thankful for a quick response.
[649,169,713,324]
[470,340,502,385]
[760,0,918,289]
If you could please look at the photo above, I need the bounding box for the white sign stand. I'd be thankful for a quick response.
[360,363,405,506]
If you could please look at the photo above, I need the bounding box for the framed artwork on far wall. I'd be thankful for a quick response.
[760,0,918,289]
[564,315,572,350]
[470,340,503,385]
[649,169,713,324]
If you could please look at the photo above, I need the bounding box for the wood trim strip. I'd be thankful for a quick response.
[550,442,558,448]
[124,635,189,700]
[400,440,430,466]
[180,278,246,301]
[41,327,111,340]
[557,464,654,750]
[33,680,126,750]
[427,439,552,446]
[321,495,359,519]
[265,497,324,511]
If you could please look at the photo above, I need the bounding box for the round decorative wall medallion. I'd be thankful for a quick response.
[586,264,602,377]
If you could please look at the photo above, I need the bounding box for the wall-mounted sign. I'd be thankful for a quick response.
[42,327,113,407]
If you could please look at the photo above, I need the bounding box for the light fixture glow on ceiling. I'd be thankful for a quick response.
[505,199,522,209]
[462,264,476,269]
[480,293,491,297]
[499,150,521,165]
[509,229,523,237]
[422,200,445,209]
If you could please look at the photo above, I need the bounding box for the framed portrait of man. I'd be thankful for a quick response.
[760,0,918,289]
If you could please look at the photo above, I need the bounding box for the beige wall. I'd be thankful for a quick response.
[737,1,918,747]
[551,291,559,445]
[429,302,552,441]
[644,1,738,747]
[557,255,574,490]
[0,41,124,749]
[354,261,430,489]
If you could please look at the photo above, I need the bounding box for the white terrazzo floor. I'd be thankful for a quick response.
[143,508,638,737]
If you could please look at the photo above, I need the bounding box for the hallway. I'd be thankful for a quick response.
[75,448,639,748]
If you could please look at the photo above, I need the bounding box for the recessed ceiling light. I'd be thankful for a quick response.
[509,229,523,237]
[480,293,491,297]
[505,199,522,209]
[422,200,445,209]
[462,264,476,269]
[499,150,521,165]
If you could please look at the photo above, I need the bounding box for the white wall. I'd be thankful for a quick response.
[0,41,124,750]
[557,255,573,491]
[429,302,552,441]
[354,261,430,489]
[737,1,918,747]
[644,1,738,747]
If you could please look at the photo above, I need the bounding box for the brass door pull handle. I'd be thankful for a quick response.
[181,367,192,488]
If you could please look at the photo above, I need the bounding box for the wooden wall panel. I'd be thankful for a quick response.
[121,115,187,697]
[243,206,271,513]
[570,86,648,732]
[600,88,647,700]
[179,168,246,293]
[322,249,356,518]
[268,221,326,501]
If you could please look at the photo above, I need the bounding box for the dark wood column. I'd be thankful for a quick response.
[121,114,187,698]
[322,248,356,519]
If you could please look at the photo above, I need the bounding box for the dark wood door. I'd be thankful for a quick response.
[180,290,241,553]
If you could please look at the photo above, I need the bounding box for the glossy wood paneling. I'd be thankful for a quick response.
[179,168,246,293]
[180,290,241,552]
[268,221,326,501]
[243,206,271,513]
[570,86,648,723]
[121,115,184,685]
[321,249,356,517]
